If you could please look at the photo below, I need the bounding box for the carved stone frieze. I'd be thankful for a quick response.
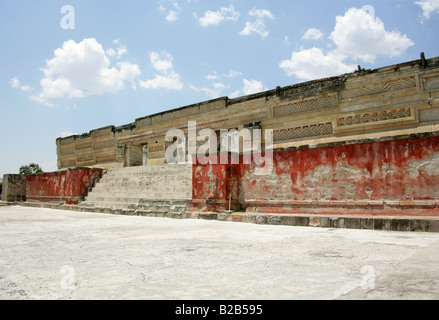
[273,122,333,142]
[341,77,416,100]
[337,108,412,127]
[273,95,338,118]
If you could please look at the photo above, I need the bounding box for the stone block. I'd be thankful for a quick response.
[414,200,436,207]
[255,215,268,225]
[399,200,415,206]
[245,215,257,224]
[121,209,135,216]
[280,216,293,226]
[338,218,346,228]
[373,219,384,230]
[345,218,361,229]
[368,200,384,206]
[385,200,399,207]
[309,217,321,227]
[268,215,282,225]
[199,213,217,220]
[1,174,26,202]
[382,219,392,231]
[293,217,309,227]
[391,219,410,232]
[320,217,331,228]
[354,201,369,207]
[430,220,439,233]
[317,200,331,206]
[361,218,374,230]
[409,220,430,232]
[190,212,200,219]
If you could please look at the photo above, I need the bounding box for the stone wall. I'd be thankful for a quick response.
[57,126,118,170]
[56,56,439,171]
[1,174,27,202]
[192,133,439,215]
[25,168,103,205]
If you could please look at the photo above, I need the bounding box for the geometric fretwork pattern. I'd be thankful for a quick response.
[96,154,116,164]
[273,122,333,142]
[337,108,412,127]
[340,77,416,100]
[273,95,338,118]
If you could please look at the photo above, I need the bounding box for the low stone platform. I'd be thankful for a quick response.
[15,201,439,233]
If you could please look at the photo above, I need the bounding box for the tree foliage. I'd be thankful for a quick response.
[19,163,44,176]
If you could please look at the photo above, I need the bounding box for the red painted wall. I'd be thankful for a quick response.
[26,168,103,205]
[192,135,439,215]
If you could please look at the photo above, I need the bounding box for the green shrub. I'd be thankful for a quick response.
[19,163,44,176]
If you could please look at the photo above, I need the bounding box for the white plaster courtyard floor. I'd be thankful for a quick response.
[1,205,439,300]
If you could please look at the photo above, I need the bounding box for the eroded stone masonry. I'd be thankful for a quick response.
[3,55,439,227]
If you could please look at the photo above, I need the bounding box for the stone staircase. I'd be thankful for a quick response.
[80,164,192,215]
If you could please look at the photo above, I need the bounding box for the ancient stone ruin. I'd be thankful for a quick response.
[3,54,439,231]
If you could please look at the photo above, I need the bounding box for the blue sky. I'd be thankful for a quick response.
[1,0,438,176]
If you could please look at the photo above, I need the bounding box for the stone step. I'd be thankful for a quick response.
[90,184,191,192]
[88,183,191,191]
[86,192,191,199]
[81,201,139,210]
[85,193,191,203]
[82,164,192,211]
[101,171,189,177]
[104,172,192,179]
[93,179,191,188]
[104,165,192,175]
[82,199,190,211]
[84,191,191,199]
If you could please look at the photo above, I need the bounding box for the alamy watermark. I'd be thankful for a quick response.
[165,121,274,175]
[60,5,75,30]
[361,5,375,30]
[360,265,375,290]
[60,265,76,290]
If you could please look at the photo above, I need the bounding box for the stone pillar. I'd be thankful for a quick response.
[116,144,127,168]
[1,174,27,202]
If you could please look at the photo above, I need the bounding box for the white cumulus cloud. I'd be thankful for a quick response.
[330,7,414,63]
[279,47,356,80]
[139,51,183,90]
[242,79,267,95]
[190,82,229,99]
[198,5,239,27]
[223,69,242,78]
[240,8,274,38]
[415,0,439,19]
[158,1,182,22]
[150,51,174,73]
[280,6,414,81]
[29,38,140,106]
[106,39,128,59]
[10,77,20,89]
[10,76,35,92]
[302,28,324,40]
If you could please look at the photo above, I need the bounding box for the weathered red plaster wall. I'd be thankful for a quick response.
[242,135,439,201]
[192,154,228,212]
[192,135,439,215]
[26,168,103,205]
